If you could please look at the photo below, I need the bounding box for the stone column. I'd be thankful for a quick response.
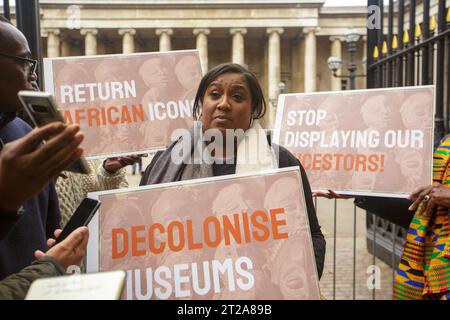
[230,28,247,65]
[119,28,136,54]
[43,29,60,58]
[81,28,98,56]
[60,34,71,57]
[329,36,344,91]
[156,28,173,52]
[304,27,318,93]
[266,27,284,127]
[193,28,210,74]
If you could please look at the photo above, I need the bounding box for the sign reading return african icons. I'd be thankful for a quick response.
[86,168,321,300]
[273,86,435,197]
[43,50,202,158]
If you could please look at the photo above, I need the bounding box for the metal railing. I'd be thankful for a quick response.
[315,198,408,300]
[326,0,450,300]
[367,0,450,145]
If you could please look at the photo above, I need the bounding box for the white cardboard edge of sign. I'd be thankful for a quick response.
[43,58,54,95]
[272,94,286,145]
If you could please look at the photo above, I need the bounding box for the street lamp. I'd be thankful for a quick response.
[327,28,366,90]
[278,81,286,95]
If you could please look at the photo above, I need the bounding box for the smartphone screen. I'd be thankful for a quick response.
[29,104,62,126]
[17,91,91,174]
[55,198,101,244]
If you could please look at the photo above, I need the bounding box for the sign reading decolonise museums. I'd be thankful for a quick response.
[44,50,202,158]
[273,86,435,197]
[86,168,320,300]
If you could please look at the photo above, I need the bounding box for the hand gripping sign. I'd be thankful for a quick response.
[44,50,202,158]
[86,167,321,300]
[273,86,435,197]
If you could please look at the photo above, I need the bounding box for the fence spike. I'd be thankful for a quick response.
[373,45,379,60]
[392,35,398,50]
[415,23,422,39]
[430,16,437,32]
[382,41,388,55]
[403,30,410,44]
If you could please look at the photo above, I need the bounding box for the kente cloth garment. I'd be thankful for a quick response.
[393,138,450,300]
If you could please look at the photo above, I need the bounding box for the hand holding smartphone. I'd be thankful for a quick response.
[17,90,90,174]
[55,198,101,244]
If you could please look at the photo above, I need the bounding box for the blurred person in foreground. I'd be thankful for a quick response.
[0,223,88,300]
[0,15,90,299]
[0,15,83,279]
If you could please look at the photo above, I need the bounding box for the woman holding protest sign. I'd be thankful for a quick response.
[140,63,326,280]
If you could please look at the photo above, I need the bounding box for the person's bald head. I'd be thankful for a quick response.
[0,16,36,112]
[0,17,30,56]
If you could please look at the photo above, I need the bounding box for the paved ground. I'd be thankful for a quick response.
[125,158,396,300]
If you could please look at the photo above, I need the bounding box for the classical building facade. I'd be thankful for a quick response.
[37,0,369,125]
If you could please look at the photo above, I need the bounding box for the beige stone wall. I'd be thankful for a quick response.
[172,36,196,52]
[209,36,232,68]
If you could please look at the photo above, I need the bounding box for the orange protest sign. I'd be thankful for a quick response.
[87,168,320,300]
[44,50,202,158]
[273,86,435,197]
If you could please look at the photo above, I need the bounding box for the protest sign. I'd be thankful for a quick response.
[44,50,201,158]
[273,86,435,197]
[86,167,320,300]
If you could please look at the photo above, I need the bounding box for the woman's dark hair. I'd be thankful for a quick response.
[193,63,266,120]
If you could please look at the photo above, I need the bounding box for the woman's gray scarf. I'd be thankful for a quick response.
[144,120,278,185]
[144,122,213,184]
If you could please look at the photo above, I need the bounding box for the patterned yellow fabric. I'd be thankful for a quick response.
[393,138,450,300]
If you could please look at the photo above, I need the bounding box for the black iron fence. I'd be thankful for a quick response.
[367,0,449,143]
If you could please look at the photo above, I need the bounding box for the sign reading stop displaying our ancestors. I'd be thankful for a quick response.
[86,167,321,300]
[44,50,202,158]
[273,86,435,197]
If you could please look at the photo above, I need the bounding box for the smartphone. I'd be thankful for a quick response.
[55,198,101,244]
[17,90,90,174]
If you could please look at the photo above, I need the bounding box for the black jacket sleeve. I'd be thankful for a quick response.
[277,145,326,279]
[0,209,23,241]
[46,181,62,237]
[354,196,414,229]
